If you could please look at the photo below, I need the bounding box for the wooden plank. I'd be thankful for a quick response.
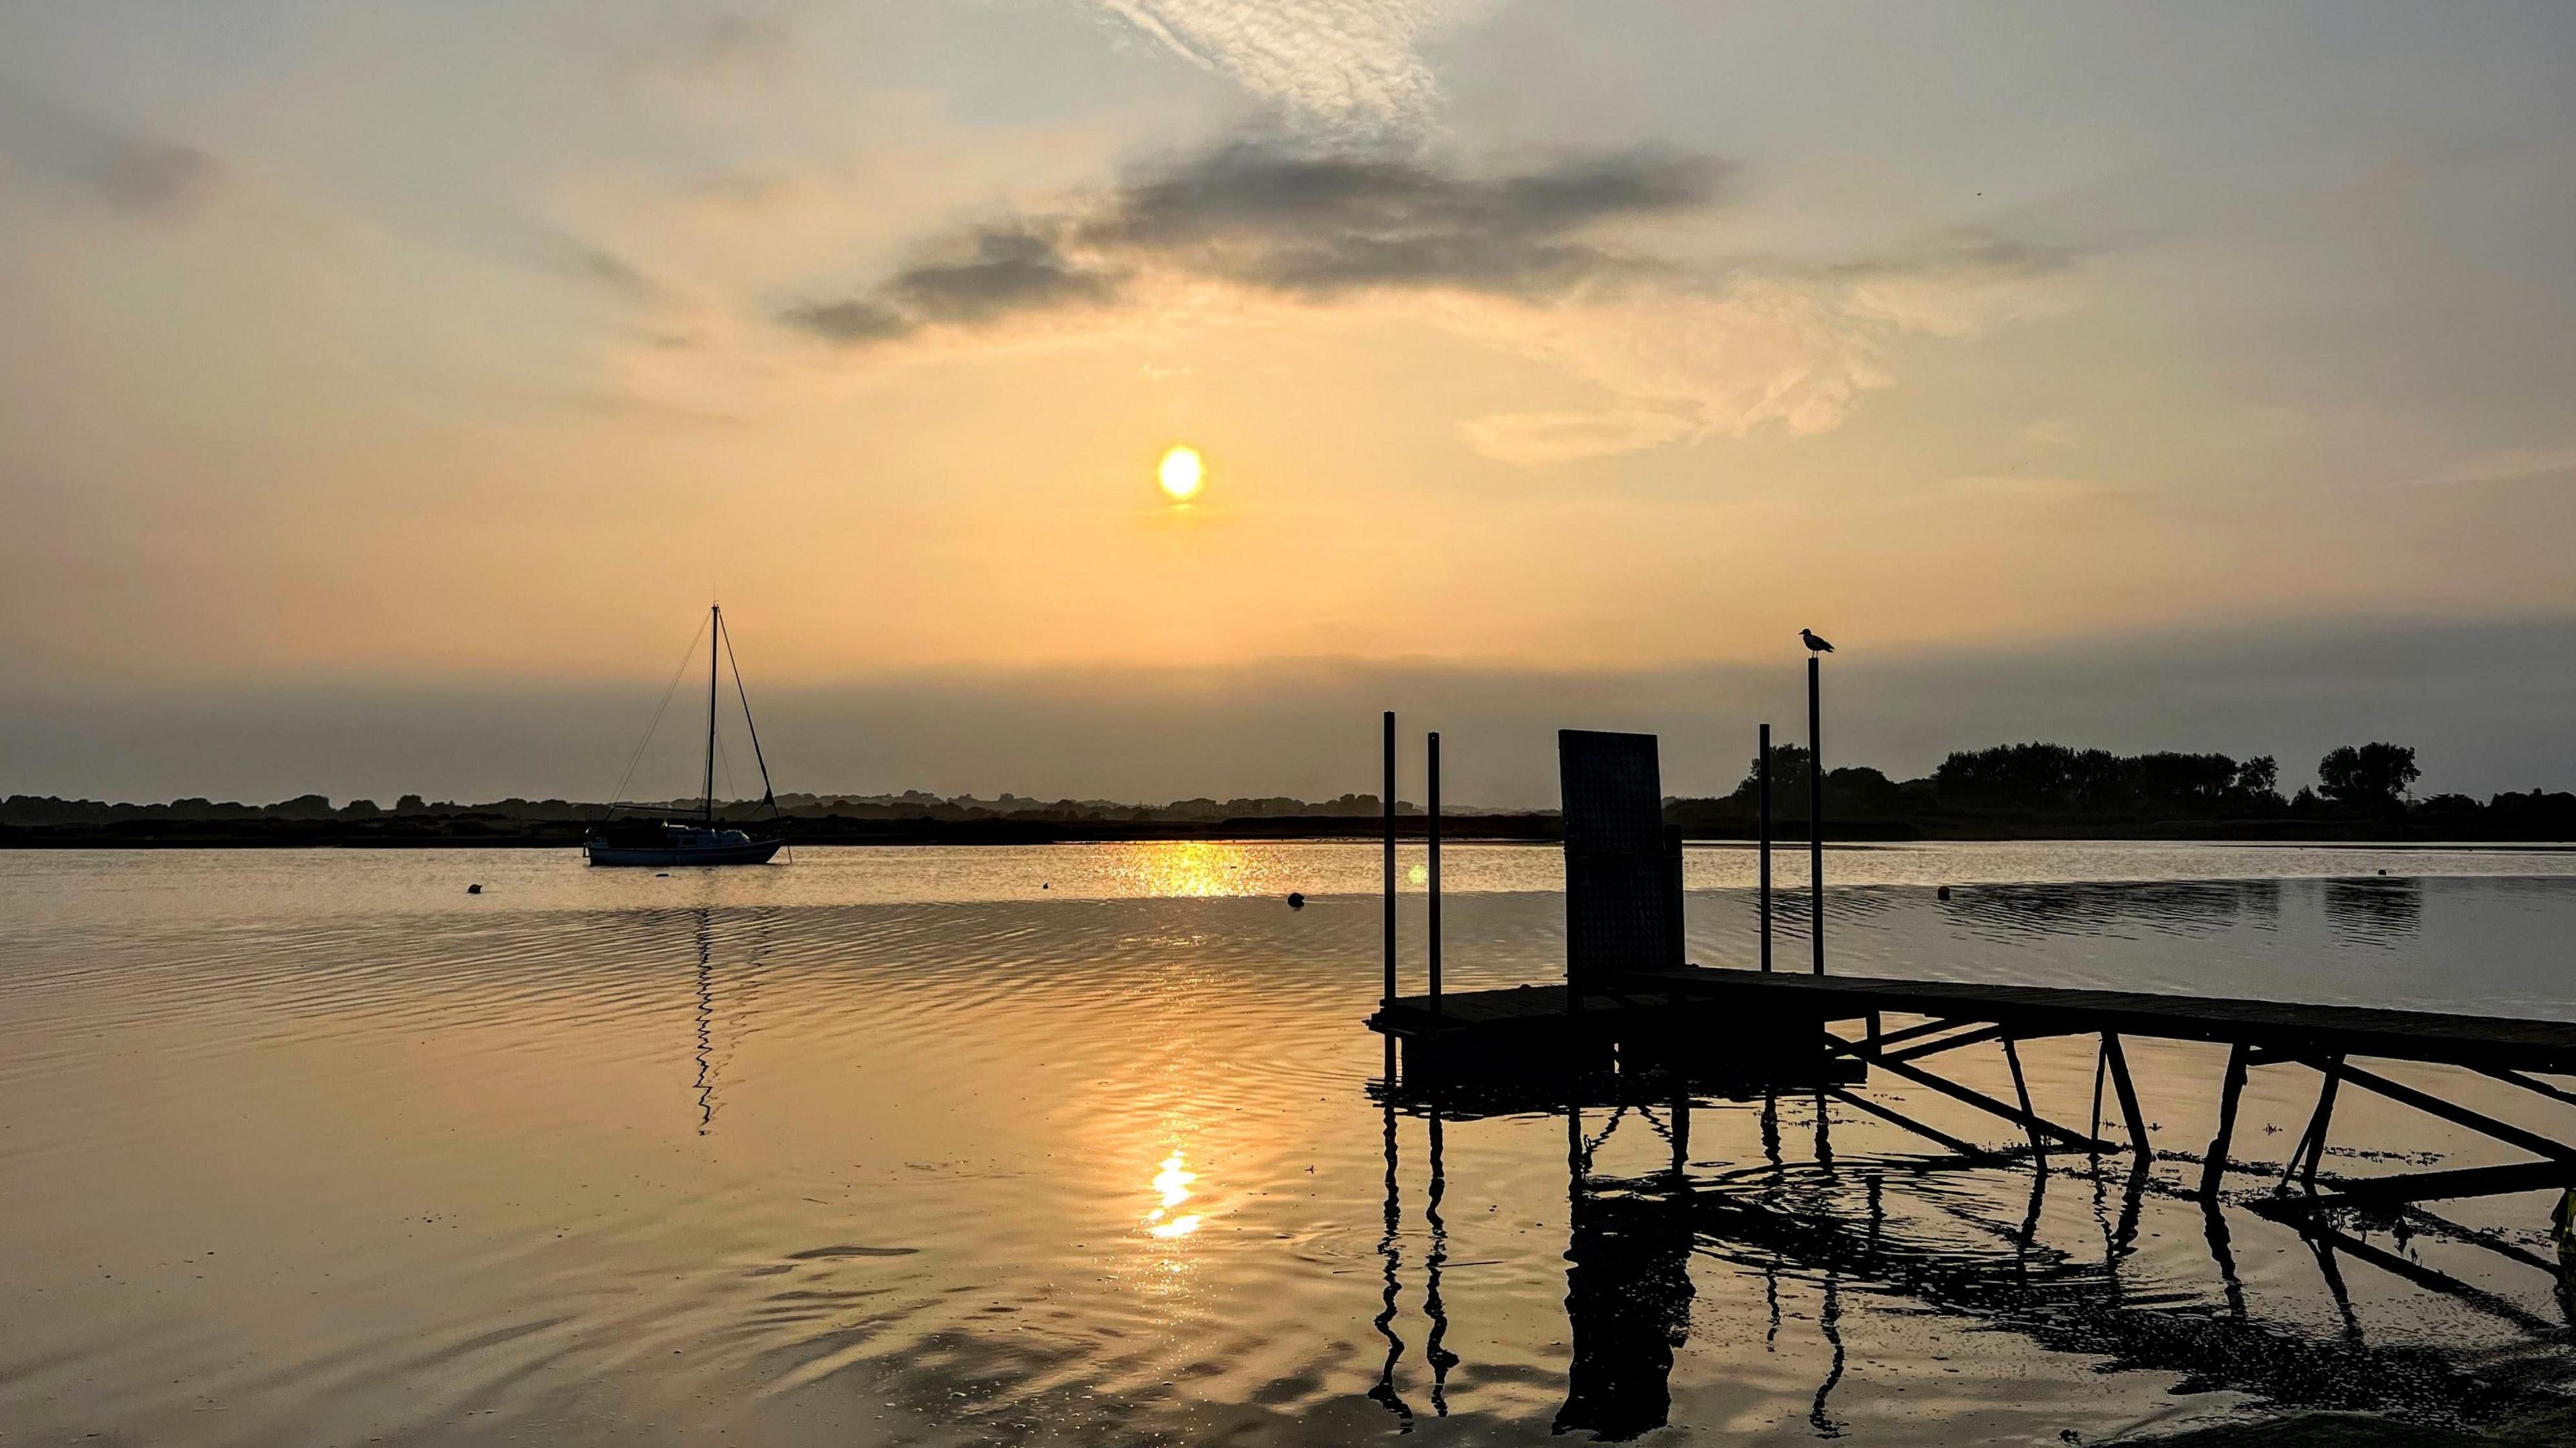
[2325,1060,2576,1166]
[1606,967,2576,1072]
[1822,1085,2001,1163]
[2286,1158,2576,1211]
[1821,1031,2118,1152]
[1886,1023,2010,1063]
[2468,1064,2576,1110]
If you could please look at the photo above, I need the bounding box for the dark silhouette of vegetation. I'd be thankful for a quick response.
[5,738,2570,846]
[1663,738,2571,842]
[2316,742,2420,810]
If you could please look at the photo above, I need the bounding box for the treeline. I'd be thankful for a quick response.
[8,738,2573,846]
[1667,740,2576,840]
[0,789,1430,832]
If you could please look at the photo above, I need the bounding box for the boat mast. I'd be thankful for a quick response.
[702,603,719,823]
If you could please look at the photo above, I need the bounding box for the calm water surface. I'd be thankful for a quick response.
[7,842,2576,1445]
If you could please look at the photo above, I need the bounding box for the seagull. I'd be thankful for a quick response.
[1801,628,1835,654]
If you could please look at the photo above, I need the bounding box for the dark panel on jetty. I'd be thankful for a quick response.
[1558,730,1684,981]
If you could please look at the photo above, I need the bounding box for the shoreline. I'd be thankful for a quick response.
[3,818,2572,850]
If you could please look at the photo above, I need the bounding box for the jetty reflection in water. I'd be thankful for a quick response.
[1367,1054,2576,1443]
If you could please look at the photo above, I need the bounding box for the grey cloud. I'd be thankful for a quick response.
[0,103,223,218]
[92,137,220,217]
[779,142,1726,343]
[886,230,1124,322]
[777,298,912,343]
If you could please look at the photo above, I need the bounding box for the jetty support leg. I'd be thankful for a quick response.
[2103,1032,2150,1165]
[2202,1042,2251,1200]
[2279,1056,2342,1194]
[2003,1036,2044,1157]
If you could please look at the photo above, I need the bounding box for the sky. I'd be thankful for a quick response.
[4,2,2575,805]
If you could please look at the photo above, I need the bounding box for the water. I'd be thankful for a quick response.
[6,842,2576,1445]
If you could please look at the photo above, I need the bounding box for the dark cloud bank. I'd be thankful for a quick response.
[8,617,2574,808]
[780,142,1729,341]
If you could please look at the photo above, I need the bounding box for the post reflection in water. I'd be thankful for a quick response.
[1552,1095,1698,1441]
[1370,1095,1413,1427]
[693,909,715,1135]
[684,906,775,1137]
[1423,1109,1457,1416]
[2324,877,2424,946]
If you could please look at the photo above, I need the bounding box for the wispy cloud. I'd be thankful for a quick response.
[2400,446,2576,489]
[1085,0,1482,141]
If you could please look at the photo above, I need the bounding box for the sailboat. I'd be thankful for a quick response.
[584,604,786,867]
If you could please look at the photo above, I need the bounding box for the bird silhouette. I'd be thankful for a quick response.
[1800,628,1835,654]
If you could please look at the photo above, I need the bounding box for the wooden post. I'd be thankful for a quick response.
[1383,711,1397,1013]
[2004,1036,2044,1156]
[2301,1059,2341,1192]
[1428,731,1442,1020]
[2202,1042,2251,1200]
[1672,1084,1690,1175]
[2089,1039,2108,1154]
[1758,724,1772,973]
[2103,1032,2150,1164]
[1808,656,1824,976]
[2284,1056,2343,1194]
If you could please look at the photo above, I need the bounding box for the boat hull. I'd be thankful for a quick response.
[584,838,784,868]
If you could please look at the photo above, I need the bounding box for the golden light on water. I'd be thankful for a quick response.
[1144,1151,1201,1239]
[1157,445,1204,500]
[1114,840,1277,897]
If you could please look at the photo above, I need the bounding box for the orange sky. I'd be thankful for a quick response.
[4,3,2574,799]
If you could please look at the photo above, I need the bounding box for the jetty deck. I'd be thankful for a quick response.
[1371,964,2576,1212]
[1369,965,2576,1075]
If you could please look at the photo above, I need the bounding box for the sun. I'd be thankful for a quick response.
[1157,445,1204,501]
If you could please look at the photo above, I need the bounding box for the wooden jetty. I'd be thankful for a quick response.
[1364,722,2576,1219]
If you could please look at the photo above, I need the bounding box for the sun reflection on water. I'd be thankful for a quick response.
[1112,842,1283,899]
[1144,1151,1202,1239]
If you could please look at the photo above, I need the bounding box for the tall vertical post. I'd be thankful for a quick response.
[1808,655,1824,976]
[1383,712,1397,1013]
[1758,724,1772,972]
[1428,731,1442,1019]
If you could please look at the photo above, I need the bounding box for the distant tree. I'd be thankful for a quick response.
[2316,743,2420,808]
[2232,756,2279,800]
[339,798,383,819]
[394,794,429,815]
